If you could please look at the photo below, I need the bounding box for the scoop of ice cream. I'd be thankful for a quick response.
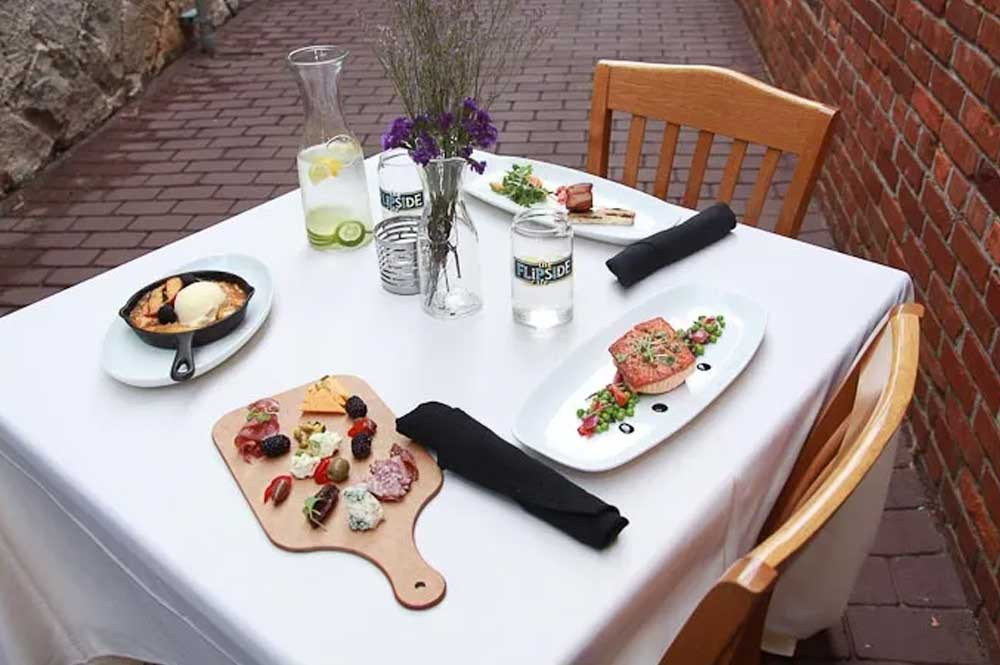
[174,281,226,327]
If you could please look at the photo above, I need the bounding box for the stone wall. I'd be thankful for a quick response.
[734,0,1000,652]
[0,0,239,197]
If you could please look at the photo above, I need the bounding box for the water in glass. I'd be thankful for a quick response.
[288,45,374,250]
[511,208,573,328]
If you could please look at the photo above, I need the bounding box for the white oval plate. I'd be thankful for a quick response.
[463,153,696,245]
[512,285,766,471]
[100,254,273,388]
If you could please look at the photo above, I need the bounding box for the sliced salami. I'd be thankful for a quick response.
[367,457,412,501]
[389,443,419,482]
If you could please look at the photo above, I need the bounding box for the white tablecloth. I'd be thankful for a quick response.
[0,156,911,665]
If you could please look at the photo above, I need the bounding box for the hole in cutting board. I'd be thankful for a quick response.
[415,581,426,589]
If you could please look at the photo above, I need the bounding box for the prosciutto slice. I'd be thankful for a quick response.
[234,398,281,462]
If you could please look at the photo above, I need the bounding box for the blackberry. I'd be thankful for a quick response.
[260,434,291,458]
[157,303,177,324]
[351,432,373,459]
[345,395,368,419]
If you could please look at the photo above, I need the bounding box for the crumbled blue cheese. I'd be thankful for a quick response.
[343,484,384,531]
[307,430,341,458]
[290,450,321,479]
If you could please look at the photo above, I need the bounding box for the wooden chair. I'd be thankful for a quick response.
[658,303,923,665]
[586,61,838,237]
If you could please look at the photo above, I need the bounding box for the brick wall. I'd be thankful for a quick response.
[734,0,1000,649]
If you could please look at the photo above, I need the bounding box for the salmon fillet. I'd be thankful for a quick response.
[608,317,696,394]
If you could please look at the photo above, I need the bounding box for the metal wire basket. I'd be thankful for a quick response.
[374,215,421,295]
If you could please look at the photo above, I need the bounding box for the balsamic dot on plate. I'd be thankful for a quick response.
[618,422,635,435]
[652,403,669,413]
[696,362,712,371]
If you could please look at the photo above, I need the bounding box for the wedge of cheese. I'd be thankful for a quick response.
[300,375,349,414]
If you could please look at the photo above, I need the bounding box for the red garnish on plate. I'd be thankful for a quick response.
[348,418,377,437]
[609,384,629,407]
[313,458,332,484]
[264,475,292,505]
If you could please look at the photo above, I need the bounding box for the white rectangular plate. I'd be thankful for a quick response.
[463,153,696,245]
[512,285,766,471]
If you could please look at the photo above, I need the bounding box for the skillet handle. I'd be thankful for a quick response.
[171,332,196,382]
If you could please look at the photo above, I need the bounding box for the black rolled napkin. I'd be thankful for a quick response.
[396,402,628,549]
[606,201,737,287]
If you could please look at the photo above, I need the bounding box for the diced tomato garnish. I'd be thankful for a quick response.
[609,384,629,407]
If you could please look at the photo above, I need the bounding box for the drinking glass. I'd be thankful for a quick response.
[378,150,424,219]
[511,208,573,328]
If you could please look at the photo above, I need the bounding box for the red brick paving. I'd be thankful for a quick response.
[0,1,988,662]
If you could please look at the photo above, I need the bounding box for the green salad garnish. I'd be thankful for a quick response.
[492,164,550,206]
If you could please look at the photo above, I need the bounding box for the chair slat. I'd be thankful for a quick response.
[653,122,681,200]
[585,61,839,237]
[743,147,781,226]
[682,130,714,209]
[718,139,748,204]
[623,115,647,188]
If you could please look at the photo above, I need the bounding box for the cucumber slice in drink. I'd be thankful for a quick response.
[334,220,367,247]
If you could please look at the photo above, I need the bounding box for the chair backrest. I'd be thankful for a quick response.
[659,303,922,665]
[586,61,838,237]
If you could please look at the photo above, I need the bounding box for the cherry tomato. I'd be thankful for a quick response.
[609,384,629,407]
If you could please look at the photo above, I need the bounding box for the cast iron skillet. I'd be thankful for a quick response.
[118,270,255,382]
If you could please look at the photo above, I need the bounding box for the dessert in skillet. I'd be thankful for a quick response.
[129,275,247,333]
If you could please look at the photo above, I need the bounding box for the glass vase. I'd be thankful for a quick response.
[417,158,483,318]
[287,45,373,250]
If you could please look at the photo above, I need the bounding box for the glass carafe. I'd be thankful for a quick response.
[287,45,373,250]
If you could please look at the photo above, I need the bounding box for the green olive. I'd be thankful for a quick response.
[329,457,350,482]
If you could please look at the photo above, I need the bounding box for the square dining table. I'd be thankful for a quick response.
[0,154,911,665]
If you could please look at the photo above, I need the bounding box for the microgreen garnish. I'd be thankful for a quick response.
[246,410,272,423]
[495,164,550,206]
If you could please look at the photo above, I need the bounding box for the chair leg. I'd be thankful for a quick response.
[730,596,769,665]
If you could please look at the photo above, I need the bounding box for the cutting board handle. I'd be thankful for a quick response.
[377,538,446,610]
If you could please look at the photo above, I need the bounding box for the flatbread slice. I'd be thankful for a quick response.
[568,207,636,226]
[300,375,349,414]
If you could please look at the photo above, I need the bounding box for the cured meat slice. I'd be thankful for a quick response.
[389,443,419,482]
[367,457,411,501]
[234,398,281,462]
[248,397,280,414]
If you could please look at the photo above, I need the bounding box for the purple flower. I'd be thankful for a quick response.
[409,131,441,166]
[468,159,487,174]
[438,111,454,131]
[460,104,498,150]
[462,97,478,112]
[381,116,414,150]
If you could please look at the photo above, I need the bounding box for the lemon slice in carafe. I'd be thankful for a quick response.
[323,135,362,165]
[307,157,343,184]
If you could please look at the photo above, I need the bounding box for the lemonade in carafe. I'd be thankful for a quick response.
[288,46,373,250]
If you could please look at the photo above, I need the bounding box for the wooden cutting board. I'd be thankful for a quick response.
[211,375,445,609]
